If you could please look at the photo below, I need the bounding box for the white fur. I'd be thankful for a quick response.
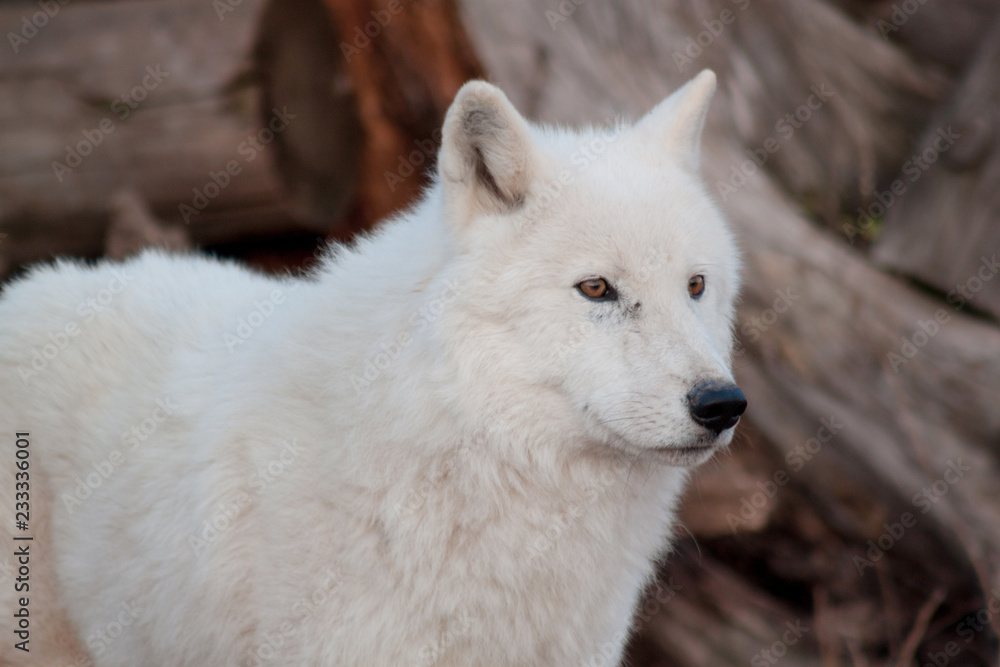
[0,70,741,666]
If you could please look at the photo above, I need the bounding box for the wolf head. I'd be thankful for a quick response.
[436,71,744,466]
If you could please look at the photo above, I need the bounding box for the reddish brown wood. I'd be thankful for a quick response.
[321,0,484,229]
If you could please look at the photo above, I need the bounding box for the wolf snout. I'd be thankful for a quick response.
[687,381,747,435]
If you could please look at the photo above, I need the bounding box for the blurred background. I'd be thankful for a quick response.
[1,0,999,664]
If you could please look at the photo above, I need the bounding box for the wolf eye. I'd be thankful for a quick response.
[688,275,705,299]
[576,278,616,301]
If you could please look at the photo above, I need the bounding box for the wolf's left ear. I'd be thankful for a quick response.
[439,81,535,221]
[638,70,717,173]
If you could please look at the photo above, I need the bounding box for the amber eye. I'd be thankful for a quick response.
[576,278,615,301]
[688,275,706,299]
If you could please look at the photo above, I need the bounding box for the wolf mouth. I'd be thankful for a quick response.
[647,441,722,466]
[655,443,718,457]
[669,444,716,454]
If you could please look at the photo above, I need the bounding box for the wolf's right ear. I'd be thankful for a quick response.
[638,70,717,174]
[439,81,535,223]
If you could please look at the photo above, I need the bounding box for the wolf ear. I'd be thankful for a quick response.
[638,69,717,173]
[439,81,535,221]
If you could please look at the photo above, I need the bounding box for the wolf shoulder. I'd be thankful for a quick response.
[1,250,288,348]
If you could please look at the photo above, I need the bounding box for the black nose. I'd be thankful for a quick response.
[687,381,747,435]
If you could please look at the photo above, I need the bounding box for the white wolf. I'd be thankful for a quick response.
[0,70,744,666]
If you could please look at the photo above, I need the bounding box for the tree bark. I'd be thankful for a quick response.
[873,13,1000,321]
[319,0,485,229]
[0,0,359,273]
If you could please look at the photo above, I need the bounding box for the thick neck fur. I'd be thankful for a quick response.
[283,184,674,502]
[243,185,687,662]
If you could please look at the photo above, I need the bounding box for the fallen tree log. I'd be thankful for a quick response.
[873,13,1000,321]
[836,0,1000,73]
[0,0,484,278]
[0,0,360,273]
[319,0,485,226]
